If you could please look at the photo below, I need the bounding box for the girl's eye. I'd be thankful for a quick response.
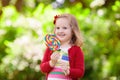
[56,27,60,29]
[63,27,67,29]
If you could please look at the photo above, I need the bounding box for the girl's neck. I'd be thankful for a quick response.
[60,41,72,49]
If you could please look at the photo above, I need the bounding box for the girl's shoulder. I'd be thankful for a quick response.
[68,45,82,52]
[71,45,81,49]
[68,45,83,56]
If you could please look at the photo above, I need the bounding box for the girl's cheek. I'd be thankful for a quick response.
[54,29,56,34]
[54,28,58,34]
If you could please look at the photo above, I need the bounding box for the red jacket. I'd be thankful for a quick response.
[40,45,85,80]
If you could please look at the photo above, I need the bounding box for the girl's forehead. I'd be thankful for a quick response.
[55,18,70,26]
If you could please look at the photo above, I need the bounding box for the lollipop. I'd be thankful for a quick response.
[44,34,61,51]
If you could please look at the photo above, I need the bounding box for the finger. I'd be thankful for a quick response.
[51,53,60,60]
[54,53,60,59]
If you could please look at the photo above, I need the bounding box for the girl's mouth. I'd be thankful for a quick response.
[58,34,65,37]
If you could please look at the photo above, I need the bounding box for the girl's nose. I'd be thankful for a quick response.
[58,28,63,33]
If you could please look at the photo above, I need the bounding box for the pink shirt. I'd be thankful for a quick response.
[47,48,72,80]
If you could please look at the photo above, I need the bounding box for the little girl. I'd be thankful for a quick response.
[40,14,85,80]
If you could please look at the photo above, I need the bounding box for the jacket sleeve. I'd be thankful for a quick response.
[40,48,53,74]
[69,47,85,78]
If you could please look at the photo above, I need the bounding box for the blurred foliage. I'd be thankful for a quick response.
[0,0,120,80]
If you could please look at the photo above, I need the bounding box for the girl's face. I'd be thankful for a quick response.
[54,18,73,44]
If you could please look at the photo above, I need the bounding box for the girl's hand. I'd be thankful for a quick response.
[60,62,70,76]
[49,52,60,67]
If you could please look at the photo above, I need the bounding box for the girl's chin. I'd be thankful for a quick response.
[59,40,66,43]
[58,37,64,40]
[58,38,64,41]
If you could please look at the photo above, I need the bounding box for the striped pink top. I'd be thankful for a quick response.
[47,48,72,80]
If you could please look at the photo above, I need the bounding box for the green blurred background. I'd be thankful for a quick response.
[0,0,120,80]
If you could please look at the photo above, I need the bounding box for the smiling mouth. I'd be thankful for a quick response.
[58,34,65,37]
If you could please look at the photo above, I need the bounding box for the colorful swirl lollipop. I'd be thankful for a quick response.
[44,34,61,51]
